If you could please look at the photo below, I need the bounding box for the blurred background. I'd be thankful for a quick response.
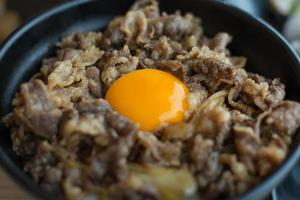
[0,0,300,199]
[1,0,300,53]
[0,0,63,42]
[0,0,300,53]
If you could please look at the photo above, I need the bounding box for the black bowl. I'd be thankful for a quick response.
[0,0,300,200]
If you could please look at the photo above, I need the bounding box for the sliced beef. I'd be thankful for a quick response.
[86,66,102,98]
[16,79,62,139]
[208,32,232,54]
[261,101,300,137]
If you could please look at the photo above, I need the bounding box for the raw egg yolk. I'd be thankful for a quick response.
[105,69,189,132]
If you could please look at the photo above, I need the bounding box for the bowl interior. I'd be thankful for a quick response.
[0,0,300,200]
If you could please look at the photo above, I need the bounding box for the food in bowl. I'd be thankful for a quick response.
[4,0,300,199]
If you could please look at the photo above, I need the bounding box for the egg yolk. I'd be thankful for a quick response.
[105,69,189,132]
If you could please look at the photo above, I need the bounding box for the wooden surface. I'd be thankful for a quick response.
[0,168,32,200]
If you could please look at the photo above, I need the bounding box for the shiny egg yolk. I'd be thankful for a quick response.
[105,69,189,132]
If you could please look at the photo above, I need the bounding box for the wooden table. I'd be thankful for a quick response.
[0,168,32,200]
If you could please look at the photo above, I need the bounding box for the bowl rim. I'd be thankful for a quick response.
[0,0,300,200]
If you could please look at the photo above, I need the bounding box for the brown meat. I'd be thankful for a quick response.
[163,14,195,39]
[208,32,232,54]
[261,101,300,137]
[58,32,102,50]
[16,80,62,139]
[190,135,223,189]
[194,106,231,146]
[157,60,189,81]
[86,66,102,98]
[136,132,182,167]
